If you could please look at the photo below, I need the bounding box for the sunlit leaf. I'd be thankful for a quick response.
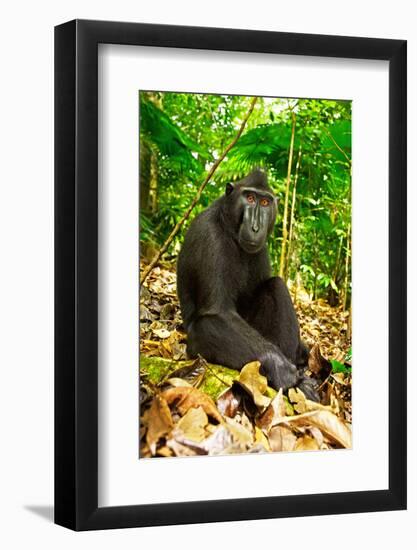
[174,406,209,442]
[163,386,223,423]
[236,361,271,408]
[146,394,174,455]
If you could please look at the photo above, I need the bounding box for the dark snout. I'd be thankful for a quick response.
[238,204,269,253]
[251,207,260,233]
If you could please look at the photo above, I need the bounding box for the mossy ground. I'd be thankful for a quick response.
[140,354,239,400]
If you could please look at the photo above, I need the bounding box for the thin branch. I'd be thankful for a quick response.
[279,111,297,278]
[343,222,351,311]
[140,96,258,285]
[285,145,302,281]
[323,126,351,166]
[205,364,230,387]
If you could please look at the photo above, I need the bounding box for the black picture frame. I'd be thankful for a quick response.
[55,19,407,531]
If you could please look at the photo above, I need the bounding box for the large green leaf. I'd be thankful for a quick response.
[228,123,297,164]
[230,120,351,169]
[140,98,207,169]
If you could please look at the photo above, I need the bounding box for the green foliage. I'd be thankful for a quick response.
[140,97,206,167]
[139,92,351,306]
[330,347,352,374]
[345,347,352,362]
[330,359,352,374]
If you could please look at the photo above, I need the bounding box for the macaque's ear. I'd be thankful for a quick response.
[225,182,234,196]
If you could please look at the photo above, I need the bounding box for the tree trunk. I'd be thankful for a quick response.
[333,234,344,285]
[284,146,302,281]
[149,148,158,213]
[139,139,151,212]
[346,309,352,343]
[312,230,318,301]
[279,112,296,278]
[343,222,351,311]
[140,92,161,214]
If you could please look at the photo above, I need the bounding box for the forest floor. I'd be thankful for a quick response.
[139,261,352,459]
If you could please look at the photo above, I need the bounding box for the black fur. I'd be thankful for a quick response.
[177,169,318,400]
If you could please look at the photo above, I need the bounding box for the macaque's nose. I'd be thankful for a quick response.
[252,212,260,233]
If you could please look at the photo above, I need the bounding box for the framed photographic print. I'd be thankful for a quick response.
[55,19,407,531]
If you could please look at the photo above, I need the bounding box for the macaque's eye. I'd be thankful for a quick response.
[260,198,270,207]
[247,194,256,204]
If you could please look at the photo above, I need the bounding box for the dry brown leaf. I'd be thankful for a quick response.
[240,412,254,433]
[268,425,297,452]
[331,372,347,385]
[294,435,320,451]
[288,387,307,413]
[174,406,208,442]
[217,387,242,418]
[308,344,332,381]
[152,328,171,339]
[307,410,352,448]
[160,303,175,320]
[254,427,271,451]
[273,410,351,448]
[257,389,286,431]
[172,342,187,361]
[140,304,154,322]
[237,361,271,408]
[139,443,152,458]
[307,394,340,415]
[289,387,339,415]
[160,339,174,356]
[199,426,234,455]
[146,394,174,455]
[141,339,160,348]
[156,446,173,457]
[162,386,222,423]
[166,439,199,457]
[308,426,325,448]
[166,377,193,388]
[172,425,234,456]
[139,424,147,441]
[224,417,253,446]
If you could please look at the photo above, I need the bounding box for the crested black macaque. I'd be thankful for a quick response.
[177,170,319,401]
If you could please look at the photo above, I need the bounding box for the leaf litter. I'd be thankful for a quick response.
[140,261,352,458]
